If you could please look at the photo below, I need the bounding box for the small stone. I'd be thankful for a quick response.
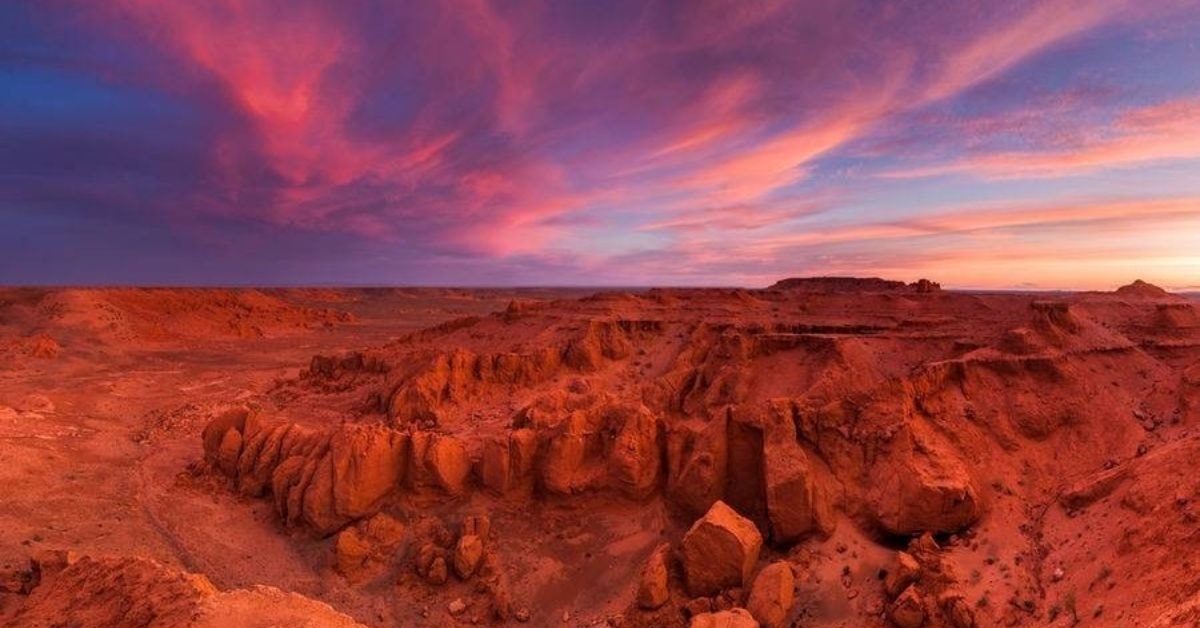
[29,549,78,588]
[683,597,714,617]
[490,584,512,620]
[454,534,484,580]
[890,585,926,628]
[334,527,371,580]
[884,552,921,598]
[637,543,671,610]
[427,556,448,585]
[514,607,531,623]
[940,592,976,628]
[1051,567,1065,582]
[448,598,467,615]
[689,608,759,628]
[562,610,571,622]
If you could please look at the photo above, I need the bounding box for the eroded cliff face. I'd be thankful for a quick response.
[186,281,1200,626]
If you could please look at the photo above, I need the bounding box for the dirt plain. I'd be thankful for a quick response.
[1,279,1199,627]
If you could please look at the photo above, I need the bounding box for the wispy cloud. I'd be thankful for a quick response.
[2,0,1198,285]
[884,96,1200,179]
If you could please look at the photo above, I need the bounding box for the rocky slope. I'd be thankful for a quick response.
[4,552,362,627]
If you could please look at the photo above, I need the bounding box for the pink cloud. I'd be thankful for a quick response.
[885,96,1200,179]
[27,0,1192,287]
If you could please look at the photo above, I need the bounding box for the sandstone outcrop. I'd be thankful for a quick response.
[202,412,408,535]
[165,279,1200,626]
[407,431,470,496]
[477,429,537,496]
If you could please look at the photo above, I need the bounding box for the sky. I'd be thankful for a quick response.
[2,0,1199,289]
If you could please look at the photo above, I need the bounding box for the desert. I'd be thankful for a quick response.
[2,280,1199,626]
[6,1,1200,626]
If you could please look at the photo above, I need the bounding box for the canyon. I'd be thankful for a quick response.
[1,280,1198,627]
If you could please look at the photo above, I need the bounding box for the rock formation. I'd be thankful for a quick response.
[160,278,1200,626]
[680,501,763,597]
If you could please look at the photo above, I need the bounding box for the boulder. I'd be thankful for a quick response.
[681,500,763,596]
[427,556,448,585]
[689,608,760,628]
[867,428,980,535]
[745,562,794,628]
[884,551,921,598]
[414,543,449,586]
[360,512,406,551]
[333,513,406,582]
[889,585,926,628]
[637,543,671,610]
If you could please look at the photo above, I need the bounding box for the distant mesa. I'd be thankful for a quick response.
[767,276,941,293]
[1115,279,1171,299]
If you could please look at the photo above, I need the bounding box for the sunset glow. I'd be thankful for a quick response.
[3,1,1199,288]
